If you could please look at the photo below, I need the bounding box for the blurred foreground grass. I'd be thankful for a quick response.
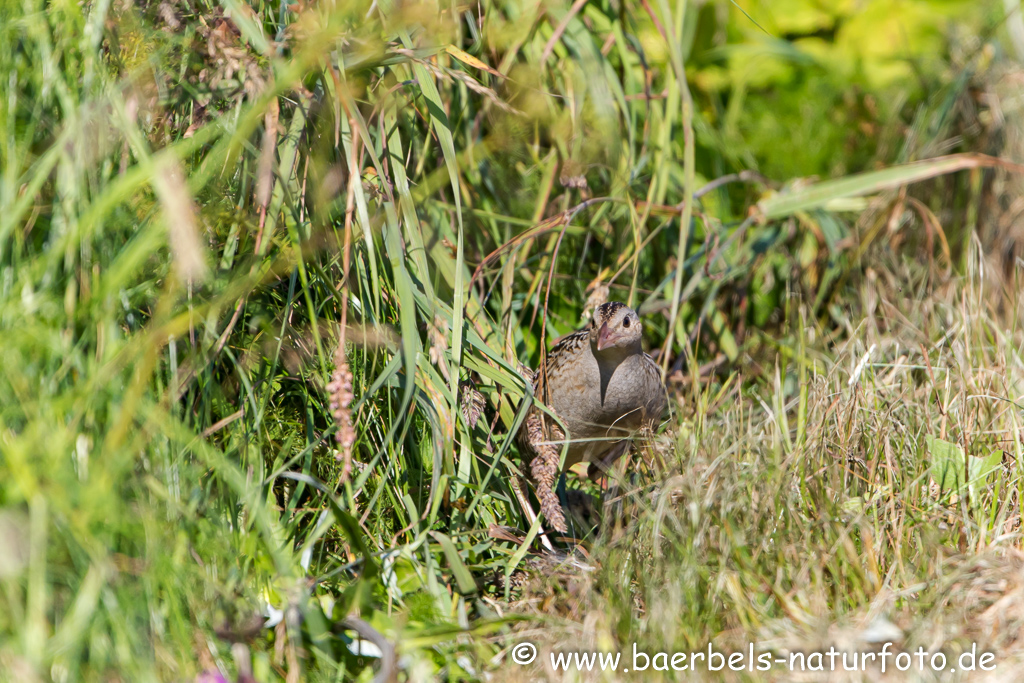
[2,0,1024,680]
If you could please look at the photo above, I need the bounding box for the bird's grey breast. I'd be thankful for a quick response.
[599,354,657,424]
[552,352,651,433]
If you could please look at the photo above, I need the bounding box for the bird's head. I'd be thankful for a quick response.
[589,302,643,356]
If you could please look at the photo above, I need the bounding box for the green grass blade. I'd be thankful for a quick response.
[758,154,1024,219]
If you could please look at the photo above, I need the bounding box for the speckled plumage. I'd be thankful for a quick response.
[518,302,666,532]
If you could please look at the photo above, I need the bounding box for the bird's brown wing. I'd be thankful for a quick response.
[535,328,589,403]
[641,352,668,419]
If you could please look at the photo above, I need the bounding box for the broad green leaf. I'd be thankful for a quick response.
[927,435,964,493]
[926,437,1001,495]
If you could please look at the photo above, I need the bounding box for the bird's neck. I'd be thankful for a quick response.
[595,336,641,355]
[592,342,641,369]
[593,344,641,406]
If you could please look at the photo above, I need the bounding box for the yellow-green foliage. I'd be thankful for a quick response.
[691,0,998,177]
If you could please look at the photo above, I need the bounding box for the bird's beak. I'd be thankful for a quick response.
[596,322,614,351]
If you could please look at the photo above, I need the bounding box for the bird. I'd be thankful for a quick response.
[518,301,666,532]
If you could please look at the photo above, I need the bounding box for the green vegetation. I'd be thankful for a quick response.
[2,0,1023,680]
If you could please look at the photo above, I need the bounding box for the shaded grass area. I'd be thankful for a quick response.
[2,0,1024,681]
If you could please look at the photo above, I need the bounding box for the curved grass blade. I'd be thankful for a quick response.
[758,153,1024,219]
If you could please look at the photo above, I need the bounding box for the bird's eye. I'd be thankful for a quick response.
[622,316,631,328]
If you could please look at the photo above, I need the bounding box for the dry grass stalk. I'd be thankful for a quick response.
[327,332,356,483]
[152,157,209,285]
[256,100,280,210]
